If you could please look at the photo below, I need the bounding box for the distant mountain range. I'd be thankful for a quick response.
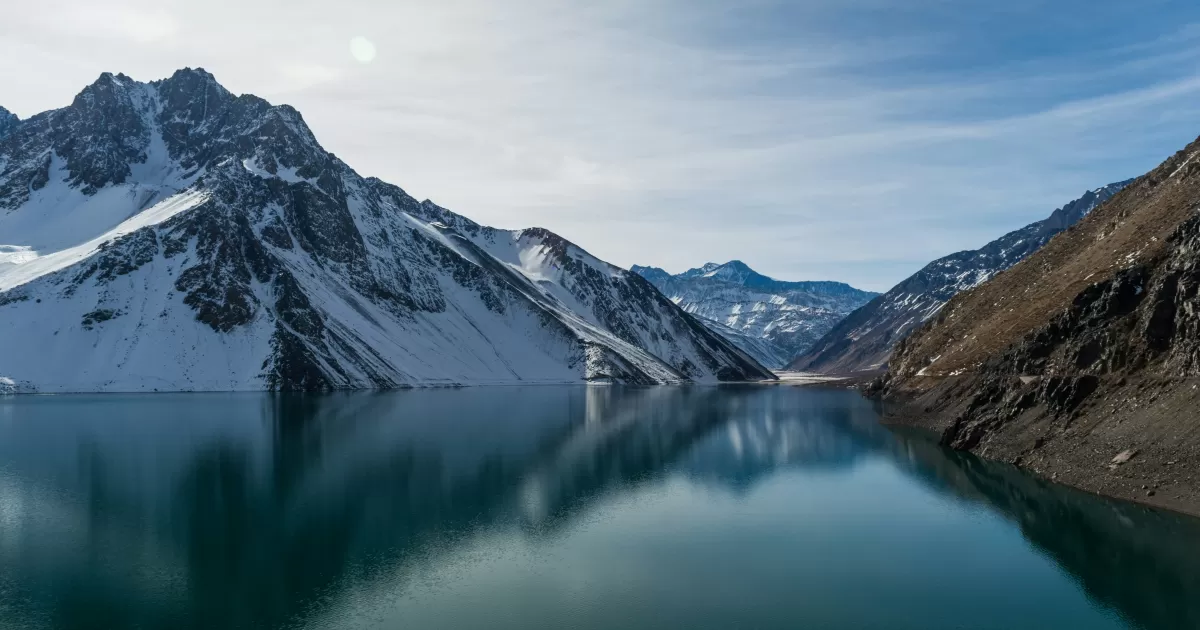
[632,261,878,368]
[0,69,773,392]
[790,180,1133,374]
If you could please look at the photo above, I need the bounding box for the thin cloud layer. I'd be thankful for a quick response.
[3,0,1199,290]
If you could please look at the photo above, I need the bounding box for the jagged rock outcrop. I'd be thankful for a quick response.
[0,106,17,141]
[632,260,876,368]
[793,181,1132,374]
[877,134,1200,514]
[0,69,773,392]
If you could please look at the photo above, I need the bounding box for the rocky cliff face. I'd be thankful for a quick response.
[632,261,876,368]
[0,106,17,141]
[792,181,1132,374]
[877,134,1200,515]
[0,69,773,392]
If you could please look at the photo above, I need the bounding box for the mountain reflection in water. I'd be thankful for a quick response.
[0,386,1197,629]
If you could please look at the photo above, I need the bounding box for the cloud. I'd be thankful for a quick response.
[275,63,342,92]
[13,1,180,44]
[3,0,1200,290]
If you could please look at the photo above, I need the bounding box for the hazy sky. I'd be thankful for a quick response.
[4,0,1200,290]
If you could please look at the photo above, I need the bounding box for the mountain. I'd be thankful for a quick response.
[0,69,773,392]
[876,132,1200,515]
[631,260,878,368]
[790,180,1133,374]
[694,317,790,368]
[0,106,17,140]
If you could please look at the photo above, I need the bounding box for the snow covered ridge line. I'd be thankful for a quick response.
[0,68,774,391]
[0,188,210,292]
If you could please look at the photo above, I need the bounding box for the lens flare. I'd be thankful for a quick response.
[349,36,377,64]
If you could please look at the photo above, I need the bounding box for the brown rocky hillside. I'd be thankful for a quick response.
[891,136,1200,380]
[879,132,1200,516]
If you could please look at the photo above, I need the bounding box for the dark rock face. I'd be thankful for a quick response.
[57,73,156,194]
[0,70,773,392]
[888,258,1167,449]
[632,261,877,368]
[81,308,120,330]
[877,223,1200,495]
[792,181,1133,374]
[0,106,17,140]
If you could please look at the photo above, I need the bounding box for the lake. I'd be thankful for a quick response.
[0,385,1198,629]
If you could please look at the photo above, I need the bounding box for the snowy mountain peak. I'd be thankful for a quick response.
[88,71,132,87]
[634,262,878,368]
[73,72,142,110]
[0,69,773,391]
[667,260,874,298]
[677,261,725,278]
[153,67,235,121]
[702,260,756,281]
[165,66,223,86]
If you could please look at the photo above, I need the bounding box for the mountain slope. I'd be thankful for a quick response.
[632,261,877,368]
[877,132,1200,515]
[693,317,790,368]
[791,181,1132,374]
[0,69,773,392]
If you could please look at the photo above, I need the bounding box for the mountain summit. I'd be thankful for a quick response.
[0,70,773,392]
[632,261,877,368]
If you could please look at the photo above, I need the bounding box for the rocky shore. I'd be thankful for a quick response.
[871,373,1200,518]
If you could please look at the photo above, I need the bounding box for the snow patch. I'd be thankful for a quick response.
[242,156,314,184]
[0,189,210,292]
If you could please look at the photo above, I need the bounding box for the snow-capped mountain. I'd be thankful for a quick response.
[631,261,878,368]
[0,69,773,392]
[791,180,1133,374]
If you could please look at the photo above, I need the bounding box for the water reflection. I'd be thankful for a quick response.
[0,386,1197,629]
[890,432,1200,630]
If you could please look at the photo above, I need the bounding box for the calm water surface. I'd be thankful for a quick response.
[1,386,1199,629]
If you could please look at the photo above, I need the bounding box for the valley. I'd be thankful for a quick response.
[7,3,1200,627]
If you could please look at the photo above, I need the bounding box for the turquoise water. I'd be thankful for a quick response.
[0,386,1197,629]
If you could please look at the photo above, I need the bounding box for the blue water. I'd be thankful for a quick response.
[0,385,1197,629]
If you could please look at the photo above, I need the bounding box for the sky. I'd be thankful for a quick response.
[4,0,1200,291]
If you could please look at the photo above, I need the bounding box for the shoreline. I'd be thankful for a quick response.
[875,383,1200,520]
[764,370,885,389]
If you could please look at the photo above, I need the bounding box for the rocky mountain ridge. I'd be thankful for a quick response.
[632,260,877,368]
[876,132,1200,515]
[0,69,773,392]
[791,180,1132,374]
